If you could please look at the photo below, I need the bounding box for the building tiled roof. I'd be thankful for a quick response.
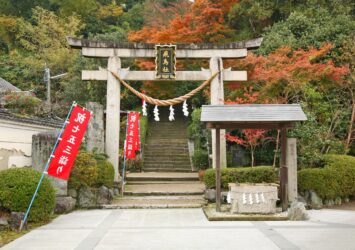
[0,77,21,92]
[0,108,63,128]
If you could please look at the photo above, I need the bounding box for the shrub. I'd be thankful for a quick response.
[192,150,209,170]
[68,151,99,190]
[3,92,41,115]
[97,160,114,188]
[69,151,115,189]
[298,154,355,199]
[204,166,277,189]
[0,168,55,222]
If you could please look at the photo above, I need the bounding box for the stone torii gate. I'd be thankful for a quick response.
[67,37,262,183]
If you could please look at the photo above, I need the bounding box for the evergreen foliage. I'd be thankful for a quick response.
[0,168,55,222]
[68,151,114,190]
[204,166,277,189]
[298,155,355,199]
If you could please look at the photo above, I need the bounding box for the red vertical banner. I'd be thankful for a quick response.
[125,112,140,159]
[47,105,91,180]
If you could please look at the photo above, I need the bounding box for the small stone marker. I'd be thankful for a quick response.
[287,138,297,202]
[229,183,278,214]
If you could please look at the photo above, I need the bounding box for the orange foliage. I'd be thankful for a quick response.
[233,44,349,90]
[129,0,237,43]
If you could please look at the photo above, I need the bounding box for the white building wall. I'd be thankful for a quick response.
[0,119,58,170]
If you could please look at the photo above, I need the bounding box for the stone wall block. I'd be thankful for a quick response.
[86,102,105,153]
[32,131,67,196]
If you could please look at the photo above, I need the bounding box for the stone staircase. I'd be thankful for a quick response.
[103,107,206,209]
[104,172,206,208]
[143,107,192,172]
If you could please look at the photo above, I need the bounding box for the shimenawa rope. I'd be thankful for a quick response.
[109,70,220,106]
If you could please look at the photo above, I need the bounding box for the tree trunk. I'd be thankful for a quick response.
[251,148,255,167]
[273,130,280,168]
[346,90,355,151]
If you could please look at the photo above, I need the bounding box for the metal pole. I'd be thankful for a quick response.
[138,119,142,165]
[20,102,76,231]
[121,112,130,195]
[215,128,221,212]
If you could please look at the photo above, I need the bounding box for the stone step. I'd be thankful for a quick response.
[127,181,200,185]
[145,145,188,148]
[143,164,191,168]
[102,197,206,209]
[145,142,188,146]
[144,155,190,160]
[144,144,188,151]
[143,166,191,170]
[143,162,191,166]
[146,138,188,142]
[117,195,205,200]
[147,138,187,140]
[144,159,191,164]
[144,160,190,164]
[123,183,204,196]
[147,132,187,135]
[144,154,189,158]
[147,131,187,134]
[144,149,189,153]
[142,168,192,172]
[143,161,191,168]
[126,172,199,182]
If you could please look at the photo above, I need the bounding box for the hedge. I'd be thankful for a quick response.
[204,166,277,189]
[298,154,355,199]
[97,160,115,188]
[0,168,55,222]
[192,150,209,170]
[68,151,114,190]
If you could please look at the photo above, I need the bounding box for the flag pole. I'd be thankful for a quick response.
[138,119,142,169]
[121,112,130,195]
[20,101,77,231]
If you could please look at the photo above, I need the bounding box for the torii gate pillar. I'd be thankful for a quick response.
[210,57,227,168]
[107,56,121,182]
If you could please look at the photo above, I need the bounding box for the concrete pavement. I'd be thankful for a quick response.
[2,208,355,250]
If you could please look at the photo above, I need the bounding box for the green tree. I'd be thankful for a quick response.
[0,7,83,100]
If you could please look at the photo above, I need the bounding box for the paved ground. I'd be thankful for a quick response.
[3,209,355,250]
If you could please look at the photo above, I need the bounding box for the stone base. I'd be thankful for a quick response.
[203,206,288,221]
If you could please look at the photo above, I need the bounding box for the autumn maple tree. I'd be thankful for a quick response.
[230,44,349,100]
[225,88,272,167]
[128,0,237,44]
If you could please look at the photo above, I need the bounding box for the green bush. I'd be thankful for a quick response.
[204,166,277,189]
[298,154,355,199]
[69,151,98,190]
[3,92,41,115]
[0,168,55,222]
[69,151,115,190]
[192,150,209,170]
[97,160,115,188]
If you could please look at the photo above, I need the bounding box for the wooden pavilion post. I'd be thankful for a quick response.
[215,127,221,212]
[280,127,288,211]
